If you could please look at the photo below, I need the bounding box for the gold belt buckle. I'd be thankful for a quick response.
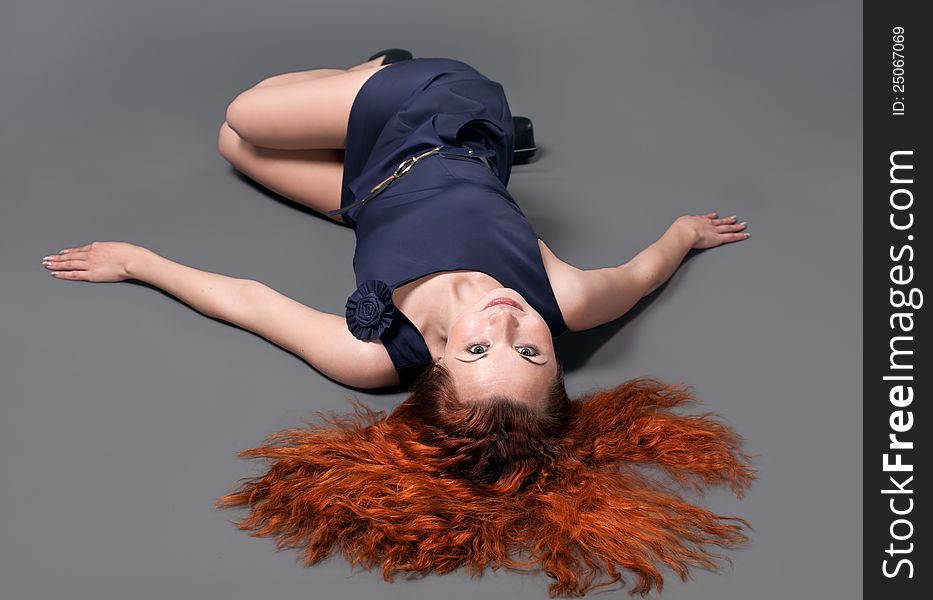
[368,146,442,194]
[395,146,443,176]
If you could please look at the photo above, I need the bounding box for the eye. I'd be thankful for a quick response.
[466,344,540,357]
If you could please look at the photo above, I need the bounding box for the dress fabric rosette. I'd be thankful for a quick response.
[345,279,397,341]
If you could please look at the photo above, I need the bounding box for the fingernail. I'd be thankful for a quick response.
[745,233,751,238]
[43,255,53,261]
[50,271,59,276]
[740,221,747,225]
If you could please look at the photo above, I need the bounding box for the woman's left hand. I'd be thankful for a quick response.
[674,212,750,250]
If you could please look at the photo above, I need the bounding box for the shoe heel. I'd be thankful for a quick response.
[512,116,537,164]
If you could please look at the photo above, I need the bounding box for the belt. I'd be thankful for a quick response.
[328,145,496,218]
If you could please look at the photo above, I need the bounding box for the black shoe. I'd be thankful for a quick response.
[367,48,413,65]
[512,116,537,164]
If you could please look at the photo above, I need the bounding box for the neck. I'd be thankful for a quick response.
[427,272,503,341]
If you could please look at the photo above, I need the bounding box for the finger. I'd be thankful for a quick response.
[710,215,737,226]
[44,252,87,264]
[57,244,92,255]
[714,222,746,233]
[50,270,85,280]
[46,251,89,263]
[46,259,88,270]
[703,212,718,218]
[723,232,751,243]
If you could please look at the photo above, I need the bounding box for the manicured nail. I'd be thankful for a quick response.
[50,271,59,276]
[43,255,53,261]
[744,233,751,237]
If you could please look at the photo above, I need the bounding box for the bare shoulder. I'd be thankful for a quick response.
[538,238,650,332]
[537,238,589,329]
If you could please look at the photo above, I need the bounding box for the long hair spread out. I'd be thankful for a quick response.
[215,364,756,596]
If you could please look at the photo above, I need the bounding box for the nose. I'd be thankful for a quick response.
[487,307,520,327]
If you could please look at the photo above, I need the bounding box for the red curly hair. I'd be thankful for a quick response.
[215,363,755,596]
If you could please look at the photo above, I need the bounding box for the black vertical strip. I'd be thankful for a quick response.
[864,1,928,597]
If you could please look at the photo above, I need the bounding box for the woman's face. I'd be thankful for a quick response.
[441,288,559,408]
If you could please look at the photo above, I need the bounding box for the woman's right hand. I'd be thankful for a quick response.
[42,241,147,283]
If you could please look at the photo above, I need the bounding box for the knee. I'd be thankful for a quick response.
[251,74,281,88]
[224,91,258,142]
[217,120,244,165]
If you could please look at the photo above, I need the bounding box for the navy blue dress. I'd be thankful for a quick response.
[333,58,567,389]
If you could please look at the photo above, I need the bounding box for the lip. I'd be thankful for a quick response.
[484,297,524,311]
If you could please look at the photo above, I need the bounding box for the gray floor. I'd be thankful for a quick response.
[1,1,861,598]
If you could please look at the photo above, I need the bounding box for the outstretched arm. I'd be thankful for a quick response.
[544,213,749,331]
[129,248,400,388]
[45,242,400,389]
[231,280,400,388]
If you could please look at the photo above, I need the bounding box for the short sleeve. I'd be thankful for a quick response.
[378,309,434,389]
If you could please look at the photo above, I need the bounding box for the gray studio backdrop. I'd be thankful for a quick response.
[1,1,861,599]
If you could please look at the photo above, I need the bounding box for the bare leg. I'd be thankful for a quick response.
[249,56,388,88]
[225,63,390,150]
[251,69,346,88]
[218,122,347,224]
[218,58,392,223]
